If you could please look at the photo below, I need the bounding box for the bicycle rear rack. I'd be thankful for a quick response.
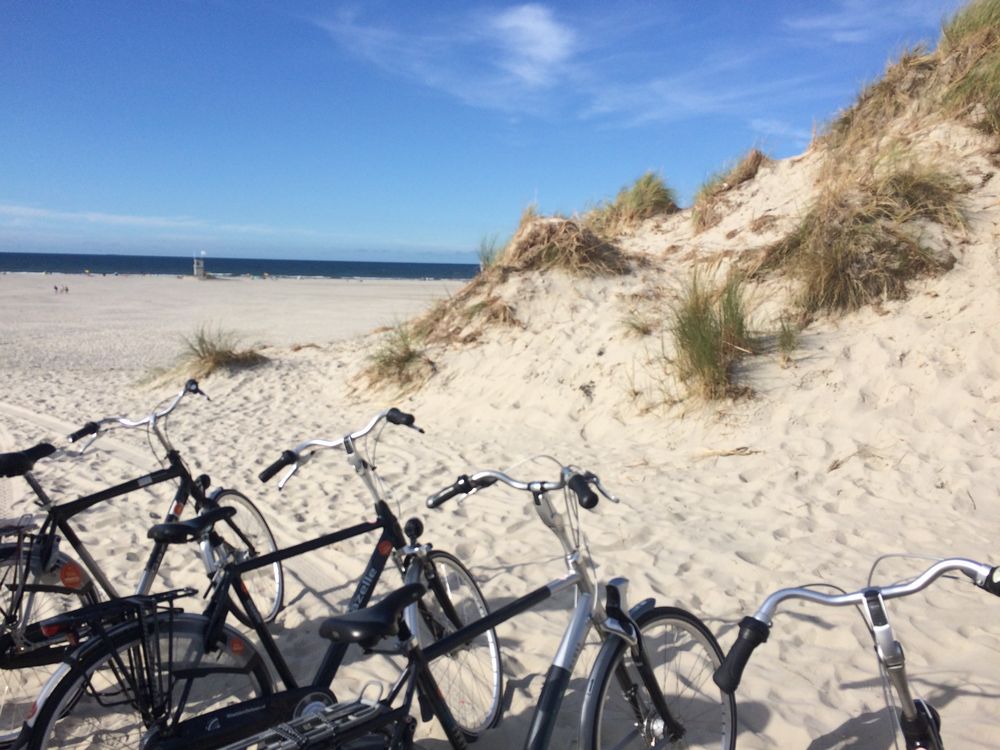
[218,696,392,750]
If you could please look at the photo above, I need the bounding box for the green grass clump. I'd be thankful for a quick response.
[588,172,678,236]
[755,162,965,314]
[180,326,267,378]
[692,149,768,232]
[670,273,753,400]
[478,234,504,269]
[365,324,434,389]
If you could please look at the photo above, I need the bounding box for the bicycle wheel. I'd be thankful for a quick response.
[205,489,284,626]
[581,606,736,750]
[21,612,273,750]
[0,549,99,745]
[404,549,503,740]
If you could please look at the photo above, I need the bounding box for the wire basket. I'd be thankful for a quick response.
[0,477,34,535]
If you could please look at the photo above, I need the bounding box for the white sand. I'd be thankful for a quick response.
[2,123,1000,748]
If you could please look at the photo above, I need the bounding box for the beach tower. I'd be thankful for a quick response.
[193,253,206,279]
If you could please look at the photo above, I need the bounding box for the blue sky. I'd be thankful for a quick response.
[0,0,965,263]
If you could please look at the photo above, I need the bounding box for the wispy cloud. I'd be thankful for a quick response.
[316,4,578,114]
[749,118,813,146]
[783,0,962,45]
[0,202,469,253]
[0,203,277,234]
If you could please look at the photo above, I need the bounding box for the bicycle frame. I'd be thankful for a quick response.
[2,451,214,645]
[214,488,662,750]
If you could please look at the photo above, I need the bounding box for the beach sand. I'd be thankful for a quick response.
[3,119,1000,748]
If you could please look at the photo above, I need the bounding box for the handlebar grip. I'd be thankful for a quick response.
[426,475,473,508]
[68,422,99,443]
[385,407,416,427]
[259,450,298,483]
[568,474,599,510]
[713,617,770,694]
[982,566,1000,597]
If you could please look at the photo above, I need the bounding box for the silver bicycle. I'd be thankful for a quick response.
[713,556,1000,749]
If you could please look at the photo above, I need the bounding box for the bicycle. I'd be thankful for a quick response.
[0,379,283,744]
[713,555,1000,749]
[213,460,736,750]
[17,407,503,749]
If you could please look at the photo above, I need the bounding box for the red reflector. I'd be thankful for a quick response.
[377,540,393,556]
[27,700,37,720]
[40,623,62,638]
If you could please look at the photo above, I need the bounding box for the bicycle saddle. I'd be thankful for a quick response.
[0,443,56,478]
[147,506,237,544]
[319,583,426,647]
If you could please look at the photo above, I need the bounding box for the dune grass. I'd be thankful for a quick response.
[478,234,504,269]
[502,217,632,277]
[755,161,965,314]
[587,172,678,236]
[670,273,754,400]
[941,0,1000,134]
[691,149,768,232]
[364,324,434,389]
[180,326,267,378]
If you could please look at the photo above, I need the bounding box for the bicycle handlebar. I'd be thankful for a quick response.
[713,557,999,694]
[258,407,422,486]
[425,466,616,510]
[66,379,208,442]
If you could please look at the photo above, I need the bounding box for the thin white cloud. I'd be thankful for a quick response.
[317,4,579,114]
[783,0,962,45]
[0,203,282,234]
[0,202,469,253]
[749,117,813,145]
[490,5,576,86]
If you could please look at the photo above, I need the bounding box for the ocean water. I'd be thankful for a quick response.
[0,252,479,281]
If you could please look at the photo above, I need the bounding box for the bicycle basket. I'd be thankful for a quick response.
[0,478,35,536]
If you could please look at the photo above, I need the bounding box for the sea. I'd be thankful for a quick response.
[0,251,479,281]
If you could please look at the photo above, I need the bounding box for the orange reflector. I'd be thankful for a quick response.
[59,561,83,589]
[230,637,245,655]
[377,540,393,556]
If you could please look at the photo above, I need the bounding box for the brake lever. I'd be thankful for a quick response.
[592,476,621,503]
[277,451,316,490]
[277,463,300,491]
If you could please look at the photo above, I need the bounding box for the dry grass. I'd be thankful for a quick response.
[478,234,504,269]
[670,273,754,400]
[753,162,965,314]
[691,149,769,232]
[502,217,632,277]
[587,172,678,236]
[622,309,657,337]
[941,0,1000,134]
[364,324,435,389]
[179,326,267,378]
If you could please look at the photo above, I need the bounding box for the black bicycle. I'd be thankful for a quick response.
[0,379,283,745]
[714,555,1000,749]
[210,461,735,750]
[15,407,502,750]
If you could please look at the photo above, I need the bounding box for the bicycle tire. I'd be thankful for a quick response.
[20,612,273,750]
[580,606,736,750]
[0,549,100,745]
[403,549,503,741]
[205,489,284,626]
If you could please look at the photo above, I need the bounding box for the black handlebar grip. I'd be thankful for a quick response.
[983,566,1000,597]
[68,422,99,443]
[259,450,298,483]
[713,617,771,694]
[385,407,416,427]
[427,475,473,508]
[568,474,599,510]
